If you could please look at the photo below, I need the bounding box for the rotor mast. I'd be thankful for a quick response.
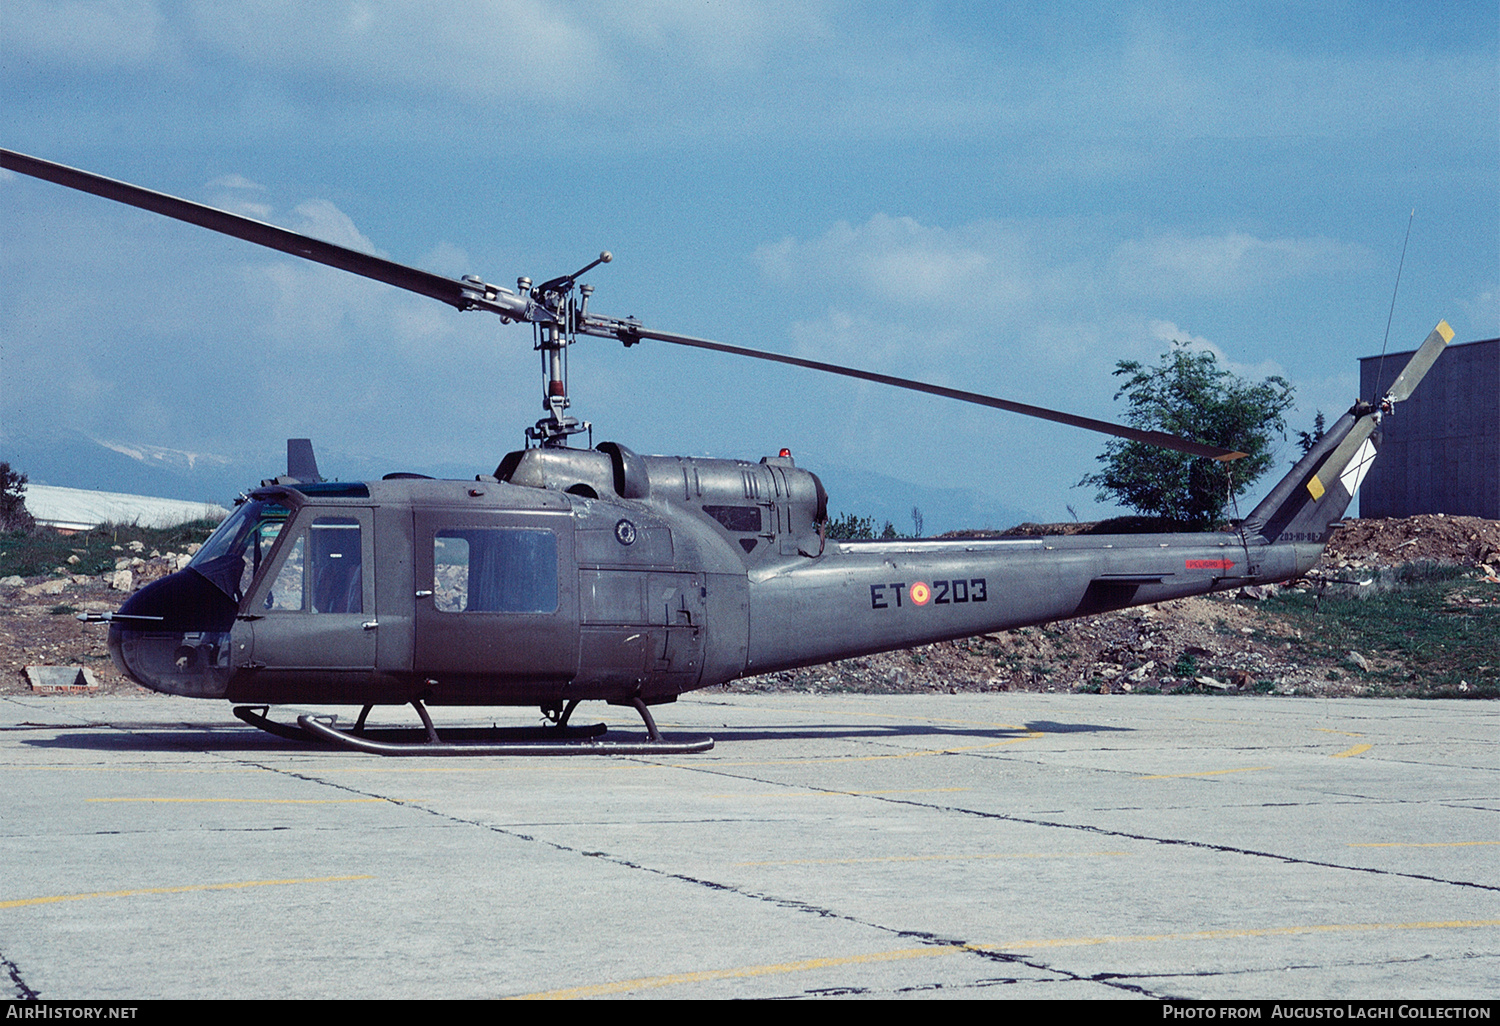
[523,252,611,447]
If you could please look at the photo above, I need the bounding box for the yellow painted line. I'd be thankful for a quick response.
[692,733,1045,768]
[515,946,954,999]
[736,851,1129,867]
[1314,728,1365,738]
[1350,841,1500,849]
[5,766,267,773]
[1138,766,1271,779]
[88,797,386,804]
[2,875,374,910]
[512,918,1500,999]
[1331,744,1372,758]
[970,918,1500,952]
[711,787,969,799]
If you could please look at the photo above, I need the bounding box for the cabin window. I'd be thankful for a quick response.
[433,528,558,614]
[262,517,363,613]
[704,505,761,533]
[265,535,304,610]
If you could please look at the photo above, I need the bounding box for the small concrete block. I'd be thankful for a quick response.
[25,666,100,693]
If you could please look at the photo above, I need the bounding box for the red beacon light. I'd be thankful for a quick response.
[779,448,791,458]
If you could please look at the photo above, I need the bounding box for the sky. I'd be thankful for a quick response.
[2,1,1496,530]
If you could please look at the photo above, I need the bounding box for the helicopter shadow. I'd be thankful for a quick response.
[18,715,1134,754]
[668,718,1135,745]
[21,727,320,755]
[1023,720,1134,734]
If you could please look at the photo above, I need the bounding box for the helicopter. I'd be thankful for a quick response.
[0,148,1453,755]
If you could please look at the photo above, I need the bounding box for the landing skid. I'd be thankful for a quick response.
[232,699,713,756]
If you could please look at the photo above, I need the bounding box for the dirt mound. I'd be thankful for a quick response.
[1323,514,1500,569]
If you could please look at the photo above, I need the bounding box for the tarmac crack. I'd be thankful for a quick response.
[203,753,1084,991]
[168,740,1492,999]
[901,798,1500,893]
[2,949,39,1001]
[662,760,1500,894]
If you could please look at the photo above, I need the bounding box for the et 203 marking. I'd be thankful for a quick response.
[871,578,988,610]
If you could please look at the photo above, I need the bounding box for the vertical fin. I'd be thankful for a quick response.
[1241,320,1451,549]
[286,439,323,483]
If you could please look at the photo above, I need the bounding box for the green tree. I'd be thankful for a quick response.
[1079,342,1294,530]
[1297,410,1326,456]
[824,511,875,540]
[1,462,35,533]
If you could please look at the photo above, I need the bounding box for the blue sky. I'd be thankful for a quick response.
[2,1,1496,528]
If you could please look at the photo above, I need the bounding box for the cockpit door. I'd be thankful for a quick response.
[233,507,377,701]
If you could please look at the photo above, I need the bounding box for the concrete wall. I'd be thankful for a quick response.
[1358,337,1499,518]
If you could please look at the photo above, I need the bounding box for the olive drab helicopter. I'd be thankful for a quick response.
[0,149,1454,755]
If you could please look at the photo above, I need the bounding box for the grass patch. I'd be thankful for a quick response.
[0,518,222,579]
[1259,563,1500,698]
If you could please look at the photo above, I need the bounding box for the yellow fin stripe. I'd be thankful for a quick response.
[1437,320,1453,343]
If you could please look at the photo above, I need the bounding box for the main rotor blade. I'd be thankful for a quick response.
[0,148,527,319]
[589,322,1248,462]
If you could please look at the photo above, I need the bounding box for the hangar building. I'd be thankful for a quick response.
[1358,336,1498,518]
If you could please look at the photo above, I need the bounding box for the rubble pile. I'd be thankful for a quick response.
[1322,514,1500,573]
[0,542,201,694]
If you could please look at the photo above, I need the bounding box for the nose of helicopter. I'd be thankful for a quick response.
[107,568,238,698]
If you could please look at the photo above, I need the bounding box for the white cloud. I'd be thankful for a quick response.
[3,0,169,70]
[754,215,1054,316]
[184,0,610,104]
[1458,286,1499,337]
[758,215,1370,345]
[1146,319,1288,385]
[288,199,382,255]
[207,174,264,191]
[6,3,1489,149]
[205,175,272,219]
[1112,233,1371,295]
[420,241,472,278]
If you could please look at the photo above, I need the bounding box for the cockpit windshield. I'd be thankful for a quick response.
[188,499,290,602]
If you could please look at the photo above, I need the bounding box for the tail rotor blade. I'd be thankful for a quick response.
[1383,321,1453,404]
[1307,320,1453,501]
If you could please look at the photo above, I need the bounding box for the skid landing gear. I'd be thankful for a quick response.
[232,699,712,756]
